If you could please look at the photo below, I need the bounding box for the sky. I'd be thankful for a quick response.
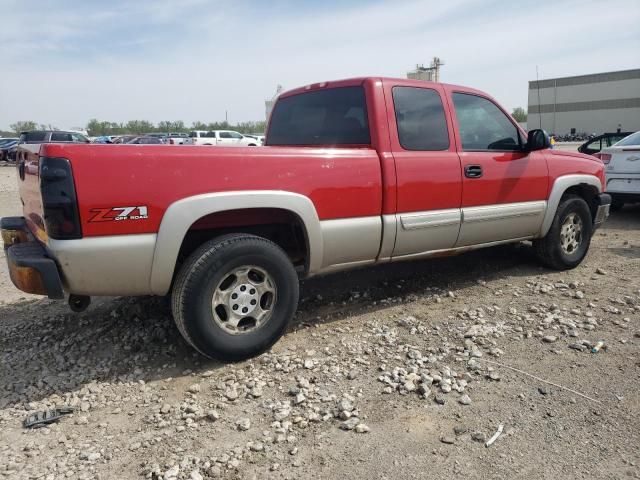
[1,0,639,131]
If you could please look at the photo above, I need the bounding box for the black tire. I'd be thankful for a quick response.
[533,194,593,270]
[171,234,299,361]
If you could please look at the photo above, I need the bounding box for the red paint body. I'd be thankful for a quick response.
[18,77,605,241]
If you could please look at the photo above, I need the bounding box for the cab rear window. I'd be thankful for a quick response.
[267,86,370,146]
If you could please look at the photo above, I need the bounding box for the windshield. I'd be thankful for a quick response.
[267,86,370,146]
[614,131,640,147]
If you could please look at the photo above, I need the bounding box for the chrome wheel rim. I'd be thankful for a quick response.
[560,213,583,255]
[211,265,276,335]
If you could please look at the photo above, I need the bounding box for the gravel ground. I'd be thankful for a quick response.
[0,164,639,480]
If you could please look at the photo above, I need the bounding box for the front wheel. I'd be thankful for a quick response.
[171,234,299,360]
[533,195,593,270]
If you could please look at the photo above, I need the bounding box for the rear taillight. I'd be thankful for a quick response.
[599,153,612,164]
[40,157,82,239]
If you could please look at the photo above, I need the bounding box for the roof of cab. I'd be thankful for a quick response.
[278,76,487,99]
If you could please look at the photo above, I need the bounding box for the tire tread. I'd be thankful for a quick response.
[171,234,295,359]
[533,194,592,270]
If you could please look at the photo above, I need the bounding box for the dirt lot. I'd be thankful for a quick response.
[0,165,638,480]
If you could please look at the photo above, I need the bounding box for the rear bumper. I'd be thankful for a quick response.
[606,173,640,195]
[1,217,64,299]
[593,193,611,229]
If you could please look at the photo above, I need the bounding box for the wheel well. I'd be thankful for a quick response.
[176,208,309,275]
[562,183,599,220]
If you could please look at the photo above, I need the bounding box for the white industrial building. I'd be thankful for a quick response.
[527,69,640,135]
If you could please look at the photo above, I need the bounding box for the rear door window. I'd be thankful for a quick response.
[392,86,449,150]
[267,86,370,146]
[51,132,73,142]
[452,93,520,151]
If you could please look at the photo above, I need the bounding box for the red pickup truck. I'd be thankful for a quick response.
[2,77,611,360]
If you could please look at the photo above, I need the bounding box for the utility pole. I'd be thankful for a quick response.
[536,66,542,129]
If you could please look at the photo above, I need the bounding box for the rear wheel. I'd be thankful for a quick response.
[171,234,299,360]
[533,195,593,270]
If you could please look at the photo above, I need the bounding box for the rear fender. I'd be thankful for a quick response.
[149,191,322,295]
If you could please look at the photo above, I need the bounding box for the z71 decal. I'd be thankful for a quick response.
[89,206,149,222]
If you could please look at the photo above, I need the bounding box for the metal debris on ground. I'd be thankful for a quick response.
[485,424,504,448]
[23,406,75,429]
[478,358,602,404]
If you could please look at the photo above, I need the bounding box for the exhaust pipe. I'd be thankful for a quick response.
[68,294,91,313]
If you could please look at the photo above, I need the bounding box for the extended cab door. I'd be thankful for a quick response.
[384,82,463,257]
[446,89,548,246]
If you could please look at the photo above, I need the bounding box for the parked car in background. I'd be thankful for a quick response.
[9,130,90,160]
[92,136,113,143]
[0,138,19,161]
[168,133,189,145]
[600,131,640,209]
[126,136,165,144]
[112,135,138,144]
[144,133,168,143]
[578,131,632,156]
[245,134,265,145]
[19,130,91,144]
[184,130,260,146]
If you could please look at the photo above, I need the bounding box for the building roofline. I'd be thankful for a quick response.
[529,69,640,89]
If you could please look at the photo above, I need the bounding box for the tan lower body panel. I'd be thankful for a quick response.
[318,216,381,272]
[394,209,461,256]
[456,201,546,247]
[48,234,157,296]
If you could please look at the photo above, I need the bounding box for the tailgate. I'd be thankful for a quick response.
[17,144,48,243]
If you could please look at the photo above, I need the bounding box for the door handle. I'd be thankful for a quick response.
[464,165,483,178]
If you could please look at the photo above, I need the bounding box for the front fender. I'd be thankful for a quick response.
[539,174,602,237]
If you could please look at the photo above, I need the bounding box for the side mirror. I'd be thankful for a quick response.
[526,129,551,151]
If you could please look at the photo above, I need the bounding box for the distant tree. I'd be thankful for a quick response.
[125,120,155,134]
[157,121,172,132]
[171,120,185,132]
[10,120,38,133]
[235,121,266,134]
[191,121,208,131]
[17,118,265,137]
[512,107,527,123]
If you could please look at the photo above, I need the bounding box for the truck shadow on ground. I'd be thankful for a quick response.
[0,207,635,407]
